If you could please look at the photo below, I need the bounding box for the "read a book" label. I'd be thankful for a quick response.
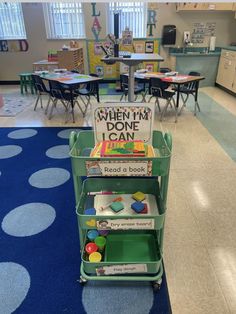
[86,160,152,176]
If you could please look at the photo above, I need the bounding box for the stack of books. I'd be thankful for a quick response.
[90,140,155,158]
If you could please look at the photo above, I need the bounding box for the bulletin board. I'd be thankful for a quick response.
[87,38,160,80]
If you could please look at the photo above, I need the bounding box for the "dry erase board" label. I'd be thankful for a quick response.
[96,264,148,276]
[96,218,155,230]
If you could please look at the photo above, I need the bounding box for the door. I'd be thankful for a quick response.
[232,66,236,93]
[216,56,236,90]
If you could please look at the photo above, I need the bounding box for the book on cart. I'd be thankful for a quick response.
[90,140,155,158]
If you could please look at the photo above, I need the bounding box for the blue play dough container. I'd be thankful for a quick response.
[84,207,96,215]
[87,230,99,241]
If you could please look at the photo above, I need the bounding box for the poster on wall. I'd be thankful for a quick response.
[134,43,144,53]
[105,66,113,76]
[122,30,133,46]
[205,22,216,36]
[94,42,103,55]
[120,63,129,74]
[145,41,154,53]
[95,66,104,77]
[92,103,155,143]
[146,64,154,72]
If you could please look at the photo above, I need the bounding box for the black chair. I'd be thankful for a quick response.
[74,73,100,117]
[71,69,80,74]
[149,77,177,122]
[31,74,51,111]
[47,80,83,123]
[173,71,201,115]
[120,74,147,102]
[160,67,172,73]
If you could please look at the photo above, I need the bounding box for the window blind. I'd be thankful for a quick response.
[0,3,26,40]
[108,2,147,38]
[43,3,85,39]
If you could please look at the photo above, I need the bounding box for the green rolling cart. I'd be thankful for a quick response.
[69,129,172,291]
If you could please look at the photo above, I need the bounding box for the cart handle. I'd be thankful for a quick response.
[164,132,172,151]
[69,131,78,150]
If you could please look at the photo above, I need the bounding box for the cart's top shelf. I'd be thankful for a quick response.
[69,130,172,177]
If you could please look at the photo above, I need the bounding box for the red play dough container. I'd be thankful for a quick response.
[85,242,98,254]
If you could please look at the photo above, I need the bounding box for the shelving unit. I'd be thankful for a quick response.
[57,48,84,72]
[69,128,172,290]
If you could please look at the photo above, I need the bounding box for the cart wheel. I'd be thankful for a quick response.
[152,279,162,292]
[78,276,87,286]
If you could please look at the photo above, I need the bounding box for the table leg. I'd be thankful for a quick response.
[176,84,180,109]
[128,65,135,102]
[96,83,100,102]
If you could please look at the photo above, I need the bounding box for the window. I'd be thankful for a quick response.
[0,3,26,40]
[43,3,85,39]
[108,2,147,38]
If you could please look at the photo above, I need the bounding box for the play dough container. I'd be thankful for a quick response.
[87,230,99,241]
[85,242,98,254]
[95,236,106,251]
[89,252,102,263]
[98,230,109,236]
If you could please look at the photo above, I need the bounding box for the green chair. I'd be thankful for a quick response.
[19,73,35,94]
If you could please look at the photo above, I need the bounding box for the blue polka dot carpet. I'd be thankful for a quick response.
[0,127,172,314]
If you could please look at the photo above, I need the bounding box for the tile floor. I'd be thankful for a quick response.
[1,85,236,314]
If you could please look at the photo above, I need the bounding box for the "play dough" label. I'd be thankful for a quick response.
[96,263,148,275]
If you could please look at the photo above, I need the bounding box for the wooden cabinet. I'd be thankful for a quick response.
[216,49,236,93]
[57,48,84,73]
[176,3,235,11]
[33,60,59,72]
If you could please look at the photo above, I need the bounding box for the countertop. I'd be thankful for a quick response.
[170,52,220,56]
[220,46,236,51]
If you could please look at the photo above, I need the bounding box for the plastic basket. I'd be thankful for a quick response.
[76,177,165,230]
[69,130,172,177]
[82,230,162,275]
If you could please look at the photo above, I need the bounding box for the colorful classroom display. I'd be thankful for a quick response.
[87,38,160,79]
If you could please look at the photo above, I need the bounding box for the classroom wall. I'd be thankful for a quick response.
[0,2,236,81]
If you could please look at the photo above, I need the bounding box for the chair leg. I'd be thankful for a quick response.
[155,97,161,112]
[120,93,124,101]
[39,93,43,108]
[75,100,85,117]
[172,98,178,123]
[141,90,147,103]
[135,95,138,101]
[160,98,171,122]
[34,94,40,111]
[178,94,189,116]
[193,92,201,115]
[45,96,52,115]
[48,99,57,120]
[148,95,154,103]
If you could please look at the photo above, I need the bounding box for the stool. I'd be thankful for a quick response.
[19,73,35,94]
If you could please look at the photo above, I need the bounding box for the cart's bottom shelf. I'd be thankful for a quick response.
[82,231,162,276]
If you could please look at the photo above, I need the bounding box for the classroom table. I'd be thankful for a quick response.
[40,72,102,122]
[101,53,164,102]
[132,72,205,114]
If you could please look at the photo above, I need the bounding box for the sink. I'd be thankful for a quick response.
[185,52,200,55]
